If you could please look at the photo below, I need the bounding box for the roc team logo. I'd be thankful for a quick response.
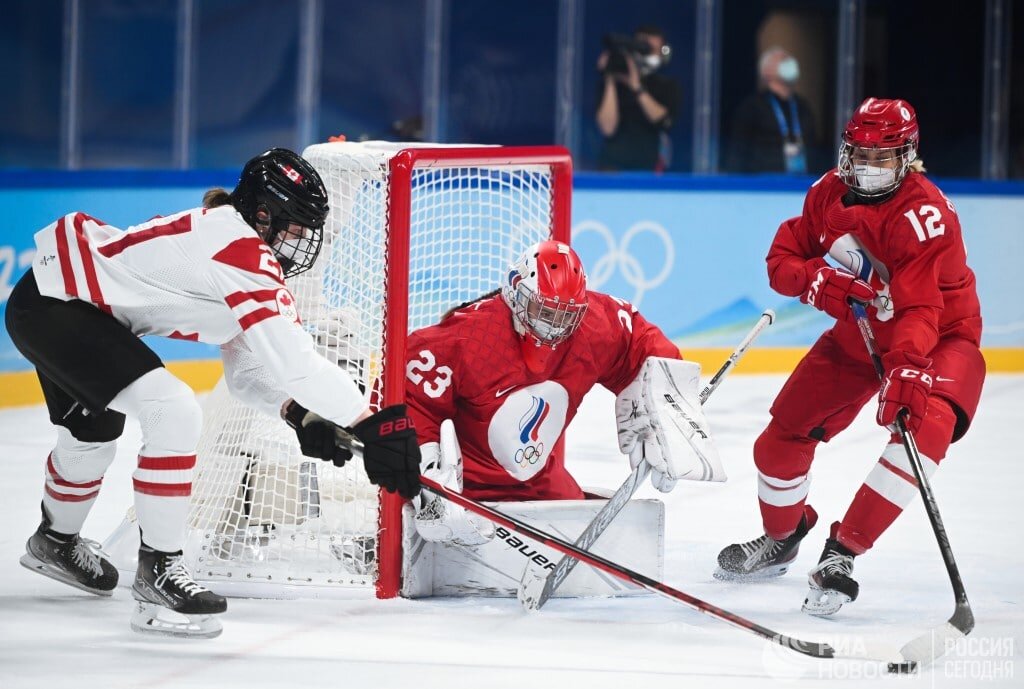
[516,396,551,468]
[828,234,894,321]
[507,269,523,290]
[488,381,569,481]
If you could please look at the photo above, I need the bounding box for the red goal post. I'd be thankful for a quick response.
[378,146,573,597]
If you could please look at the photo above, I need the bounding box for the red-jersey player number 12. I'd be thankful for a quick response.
[903,205,945,242]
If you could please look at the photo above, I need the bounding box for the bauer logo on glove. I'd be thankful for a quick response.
[614,357,725,492]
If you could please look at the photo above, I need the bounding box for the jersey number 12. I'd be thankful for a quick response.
[903,205,945,242]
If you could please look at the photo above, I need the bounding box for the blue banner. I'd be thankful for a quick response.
[2,175,1021,373]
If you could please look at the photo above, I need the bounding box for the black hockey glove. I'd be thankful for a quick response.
[348,404,421,499]
[283,401,353,467]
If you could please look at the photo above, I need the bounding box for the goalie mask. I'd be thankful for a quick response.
[838,97,919,199]
[502,240,588,348]
[231,148,329,278]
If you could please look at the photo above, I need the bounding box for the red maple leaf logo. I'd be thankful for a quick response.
[281,165,303,184]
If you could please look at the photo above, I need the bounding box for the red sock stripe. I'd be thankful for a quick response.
[133,479,192,497]
[45,484,99,503]
[46,455,103,489]
[137,454,197,471]
[879,457,918,487]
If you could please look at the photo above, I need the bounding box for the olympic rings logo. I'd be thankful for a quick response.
[515,443,545,468]
[572,220,675,307]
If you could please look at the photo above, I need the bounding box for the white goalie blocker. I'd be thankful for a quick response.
[615,357,725,489]
[402,357,721,598]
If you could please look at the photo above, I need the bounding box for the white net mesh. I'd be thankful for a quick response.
[185,142,564,595]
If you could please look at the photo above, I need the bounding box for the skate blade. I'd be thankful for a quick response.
[712,563,790,582]
[19,553,115,597]
[130,602,223,639]
[801,585,851,616]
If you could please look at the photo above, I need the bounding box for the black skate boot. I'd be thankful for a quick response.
[802,528,859,616]
[131,544,227,638]
[714,506,817,581]
[19,504,118,595]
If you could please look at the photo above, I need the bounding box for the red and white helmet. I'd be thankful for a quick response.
[838,97,919,198]
[502,240,588,347]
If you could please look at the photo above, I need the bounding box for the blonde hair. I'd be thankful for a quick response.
[908,159,926,174]
[202,187,232,209]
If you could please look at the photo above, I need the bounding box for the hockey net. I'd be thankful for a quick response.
[185,142,572,598]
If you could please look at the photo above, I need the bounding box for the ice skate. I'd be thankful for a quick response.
[131,545,227,639]
[19,506,118,596]
[802,536,859,616]
[714,506,817,581]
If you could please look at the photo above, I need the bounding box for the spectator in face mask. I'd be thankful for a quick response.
[595,25,681,172]
[725,47,820,174]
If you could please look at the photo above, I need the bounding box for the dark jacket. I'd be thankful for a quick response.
[597,72,680,171]
[726,90,821,174]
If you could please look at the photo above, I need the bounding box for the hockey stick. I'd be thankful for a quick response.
[409,473,908,667]
[850,300,973,669]
[517,309,776,611]
[338,395,911,669]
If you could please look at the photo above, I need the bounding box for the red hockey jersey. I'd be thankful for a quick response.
[767,170,982,358]
[404,292,680,500]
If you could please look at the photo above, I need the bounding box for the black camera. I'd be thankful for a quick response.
[602,33,653,75]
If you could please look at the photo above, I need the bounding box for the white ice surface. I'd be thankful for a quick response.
[1,374,1021,689]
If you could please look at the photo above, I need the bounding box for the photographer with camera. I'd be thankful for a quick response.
[595,25,680,171]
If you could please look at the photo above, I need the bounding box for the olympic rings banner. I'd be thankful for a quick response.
[1,176,1022,385]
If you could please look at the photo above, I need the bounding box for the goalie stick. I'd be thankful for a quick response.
[517,309,776,611]
[850,300,974,670]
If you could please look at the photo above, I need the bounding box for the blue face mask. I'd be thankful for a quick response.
[777,57,800,83]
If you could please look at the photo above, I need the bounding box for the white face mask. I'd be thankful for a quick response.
[641,54,662,70]
[777,57,800,83]
[853,164,896,193]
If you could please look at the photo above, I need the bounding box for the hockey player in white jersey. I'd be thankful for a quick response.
[5,148,421,638]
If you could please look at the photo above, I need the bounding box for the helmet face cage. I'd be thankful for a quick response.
[837,140,917,198]
[232,148,329,278]
[501,241,588,347]
[506,282,588,346]
[837,97,920,198]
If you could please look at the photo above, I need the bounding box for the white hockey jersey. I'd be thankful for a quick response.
[31,207,366,426]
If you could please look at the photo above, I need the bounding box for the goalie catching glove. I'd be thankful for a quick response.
[412,419,494,547]
[615,357,725,492]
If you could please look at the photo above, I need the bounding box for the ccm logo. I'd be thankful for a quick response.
[899,369,933,386]
[380,417,414,436]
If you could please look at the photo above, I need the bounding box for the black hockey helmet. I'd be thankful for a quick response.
[231,148,329,279]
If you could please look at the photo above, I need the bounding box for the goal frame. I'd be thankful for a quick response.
[375,145,573,598]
